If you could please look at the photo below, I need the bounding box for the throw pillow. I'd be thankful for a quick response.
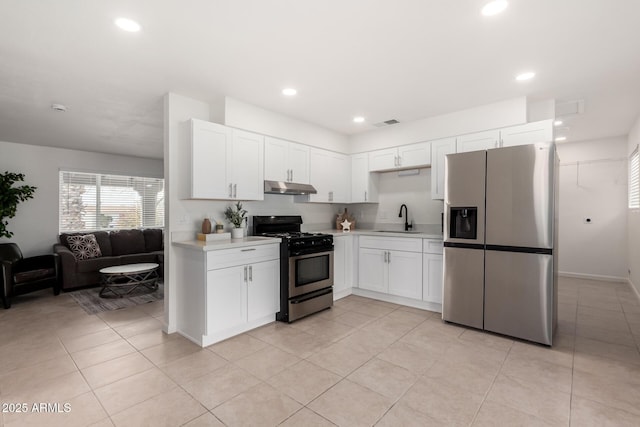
[67,234,102,261]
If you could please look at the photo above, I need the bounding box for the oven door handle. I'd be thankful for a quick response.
[290,287,333,304]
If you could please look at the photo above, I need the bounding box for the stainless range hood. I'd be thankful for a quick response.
[264,180,317,195]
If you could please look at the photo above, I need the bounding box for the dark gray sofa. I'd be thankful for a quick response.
[53,228,163,290]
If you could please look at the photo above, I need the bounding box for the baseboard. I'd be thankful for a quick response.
[558,271,627,283]
[352,288,442,314]
[628,277,640,302]
[333,288,353,301]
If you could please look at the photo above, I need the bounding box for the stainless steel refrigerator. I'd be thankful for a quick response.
[442,142,558,345]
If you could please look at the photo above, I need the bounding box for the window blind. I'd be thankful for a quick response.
[629,147,639,209]
[59,171,164,232]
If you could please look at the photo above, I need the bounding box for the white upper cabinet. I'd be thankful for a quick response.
[264,137,310,183]
[351,153,379,203]
[308,148,350,203]
[191,119,232,199]
[398,142,431,169]
[190,119,264,200]
[430,137,456,200]
[457,130,500,153]
[500,119,553,147]
[231,129,264,200]
[369,148,398,172]
[369,142,431,172]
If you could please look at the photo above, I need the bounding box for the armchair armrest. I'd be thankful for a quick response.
[14,254,57,273]
[54,244,77,289]
[1,260,13,295]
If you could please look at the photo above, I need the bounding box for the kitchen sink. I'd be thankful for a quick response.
[373,230,424,234]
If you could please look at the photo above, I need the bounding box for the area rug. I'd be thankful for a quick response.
[69,283,164,315]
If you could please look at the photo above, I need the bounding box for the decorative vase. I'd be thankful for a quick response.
[201,218,212,234]
[231,228,244,239]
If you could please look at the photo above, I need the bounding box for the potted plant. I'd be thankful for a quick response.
[224,201,247,239]
[0,171,37,238]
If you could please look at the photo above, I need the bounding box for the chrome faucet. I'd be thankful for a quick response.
[398,204,412,231]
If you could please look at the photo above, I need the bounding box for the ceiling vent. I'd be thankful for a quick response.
[372,119,400,128]
[555,100,585,117]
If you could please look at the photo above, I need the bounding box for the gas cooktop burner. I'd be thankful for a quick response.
[261,231,327,239]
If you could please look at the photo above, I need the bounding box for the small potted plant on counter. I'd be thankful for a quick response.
[224,201,247,239]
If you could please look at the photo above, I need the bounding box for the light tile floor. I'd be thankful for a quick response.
[1,277,640,426]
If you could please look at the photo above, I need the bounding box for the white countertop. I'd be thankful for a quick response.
[172,236,281,251]
[317,228,443,240]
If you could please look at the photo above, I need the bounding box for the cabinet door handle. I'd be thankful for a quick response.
[241,248,256,252]
[388,251,391,263]
[249,265,253,281]
[364,191,367,202]
[291,169,294,182]
[398,156,402,166]
[233,183,237,198]
[229,183,233,198]
[244,266,247,282]
[383,251,387,263]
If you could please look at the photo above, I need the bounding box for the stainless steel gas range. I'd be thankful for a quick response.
[253,216,334,322]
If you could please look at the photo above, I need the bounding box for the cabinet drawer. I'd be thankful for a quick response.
[207,244,280,270]
[423,239,443,254]
[359,236,422,252]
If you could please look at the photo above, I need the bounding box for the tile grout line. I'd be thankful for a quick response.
[567,293,578,427]
[467,339,515,426]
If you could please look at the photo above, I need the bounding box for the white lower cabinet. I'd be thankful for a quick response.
[388,250,423,299]
[358,248,387,293]
[206,257,278,338]
[333,234,353,299]
[175,243,280,347]
[247,260,279,322]
[358,236,422,299]
[207,266,247,335]
[423,239,443,305]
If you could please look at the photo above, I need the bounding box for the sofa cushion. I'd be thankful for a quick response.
[77,257,120,273]
[60,231,112,256]
[143,229,163,252]
[67,234,102,261]
[14,268,55,284]
[110,229,146,256]
[119,253,159,265]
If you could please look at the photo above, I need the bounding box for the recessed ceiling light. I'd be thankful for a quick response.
[554,120,563,126]
[555,136,567,142]
[282,88,297,96]
[115,18,141,32]
[482,1,508,16]
[353,116,365,123]
[51,103,67,112]
[515,71,536,81]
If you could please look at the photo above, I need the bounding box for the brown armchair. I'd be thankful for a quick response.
[0,243,60,309]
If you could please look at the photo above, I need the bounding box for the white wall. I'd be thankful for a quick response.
[628,116,640,295]
[224,97,349,153]
[0,141,162,257]
[351,169,443,229]
[348,97,527,153]
[556,137,628,281]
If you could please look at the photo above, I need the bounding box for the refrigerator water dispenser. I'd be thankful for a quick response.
[450,207,478,239]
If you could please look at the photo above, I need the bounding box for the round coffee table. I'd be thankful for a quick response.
[99,263,159,298]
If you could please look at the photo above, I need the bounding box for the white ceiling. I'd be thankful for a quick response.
[1,0,639,160]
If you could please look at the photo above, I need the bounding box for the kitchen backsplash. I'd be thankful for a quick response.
[348,168,443,228]
[189,169,442,235]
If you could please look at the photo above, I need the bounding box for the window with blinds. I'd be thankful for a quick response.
[59,171,165,232]
[630,147,639,209]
